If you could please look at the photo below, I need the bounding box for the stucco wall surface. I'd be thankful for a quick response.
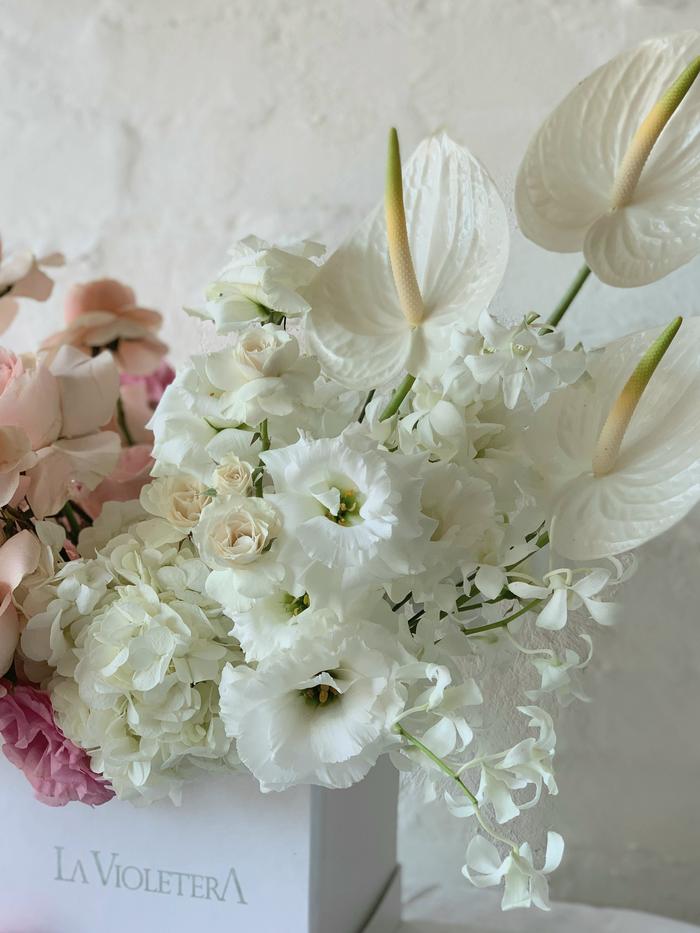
[1,0,699,923]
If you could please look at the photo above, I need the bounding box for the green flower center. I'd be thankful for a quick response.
[325,487,362,526]
[284,592,310,616]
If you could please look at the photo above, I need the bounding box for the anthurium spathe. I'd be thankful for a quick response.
[524,317,700,560]
[306,131,509,389]
[516,32,700,287]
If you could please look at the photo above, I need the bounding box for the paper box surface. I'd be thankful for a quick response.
[0,755,400,933]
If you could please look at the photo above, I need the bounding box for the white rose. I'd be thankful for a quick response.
[213,454,253,496]
[140,475,212,530]
[193,494,281,570]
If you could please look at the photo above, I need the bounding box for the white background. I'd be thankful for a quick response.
[1,0,699,925]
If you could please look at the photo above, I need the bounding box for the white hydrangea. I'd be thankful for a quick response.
[21,512,244,803]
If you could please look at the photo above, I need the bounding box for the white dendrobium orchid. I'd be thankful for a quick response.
[307,131,509,388]
[262,432,435,576]
[525,636,593,707]
[453,311,586,410]
[509,567,619,630]
[525,318,700,559]
[463,831,564,911]
[516,32,700,286]
[188,235,324,333]
[218,616,407,790]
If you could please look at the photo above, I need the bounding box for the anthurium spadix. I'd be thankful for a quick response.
[523,317,700,560]
[306,131,509,389]
[515,32,700,287]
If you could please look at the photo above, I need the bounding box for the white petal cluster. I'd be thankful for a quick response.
[21,505,243,803]
[188,236,324,332]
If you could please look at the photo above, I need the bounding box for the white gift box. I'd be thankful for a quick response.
[0,754,401,933]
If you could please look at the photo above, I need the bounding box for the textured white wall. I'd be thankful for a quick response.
[2,0,699,923]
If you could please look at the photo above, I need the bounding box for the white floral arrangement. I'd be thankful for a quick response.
[2,31,700,913]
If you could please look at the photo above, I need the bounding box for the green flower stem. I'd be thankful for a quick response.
[396,724,479,807]
[548,264,591,327]
[358,389,375,424]
[378,374,416,422]
[461,598,542,636]
[254,419,271,497]
[61,501,81,545]
[116,396,135,447]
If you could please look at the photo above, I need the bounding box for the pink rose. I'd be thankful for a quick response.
[74,444,153,520]
[43,277,167,375]
[0,685,114,806]
[0,531,41,676]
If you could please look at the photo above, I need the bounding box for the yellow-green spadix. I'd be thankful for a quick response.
[306,131,508,389]
[516,31,700,287]
[523,317,700,560]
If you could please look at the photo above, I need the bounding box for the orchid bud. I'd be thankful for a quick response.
[593,316,682,476]
[385,128,424,327]
[611,56,700,208]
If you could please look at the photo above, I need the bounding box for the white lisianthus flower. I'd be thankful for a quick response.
[406,461,495,609]
[21,518,244,803]
[463,832,564,911]
[219,616,407,790]
[307,133,509,388]
[515,32,700,286]
[192,325,319,427]
[262,432,435,576]
[148,379,219,481]
[397,378,503,464]
[188,235,324,333]
[453,311,586,411]
[140,474,213,530]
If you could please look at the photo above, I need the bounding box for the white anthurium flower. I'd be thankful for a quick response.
[509,567,620,630]
[516,32,700,286]
[525,635,593,707]
[463,831,564,911]
[306,131,509,388]
[524,318,700,560]
[454,311,587,410]
[187,236,324,333]
[218,616,407,791]
[261,432,435,577]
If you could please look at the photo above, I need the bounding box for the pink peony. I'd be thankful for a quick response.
[74,444,153,520]
[42,277,167,375]
[0,685,114,807]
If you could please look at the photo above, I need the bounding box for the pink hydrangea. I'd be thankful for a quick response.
[0,685,114,807]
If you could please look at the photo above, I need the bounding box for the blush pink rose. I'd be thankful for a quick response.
[0,348,62,450]
[0,530,41,677]
[42,278,167,376]
[0,685,114,806]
